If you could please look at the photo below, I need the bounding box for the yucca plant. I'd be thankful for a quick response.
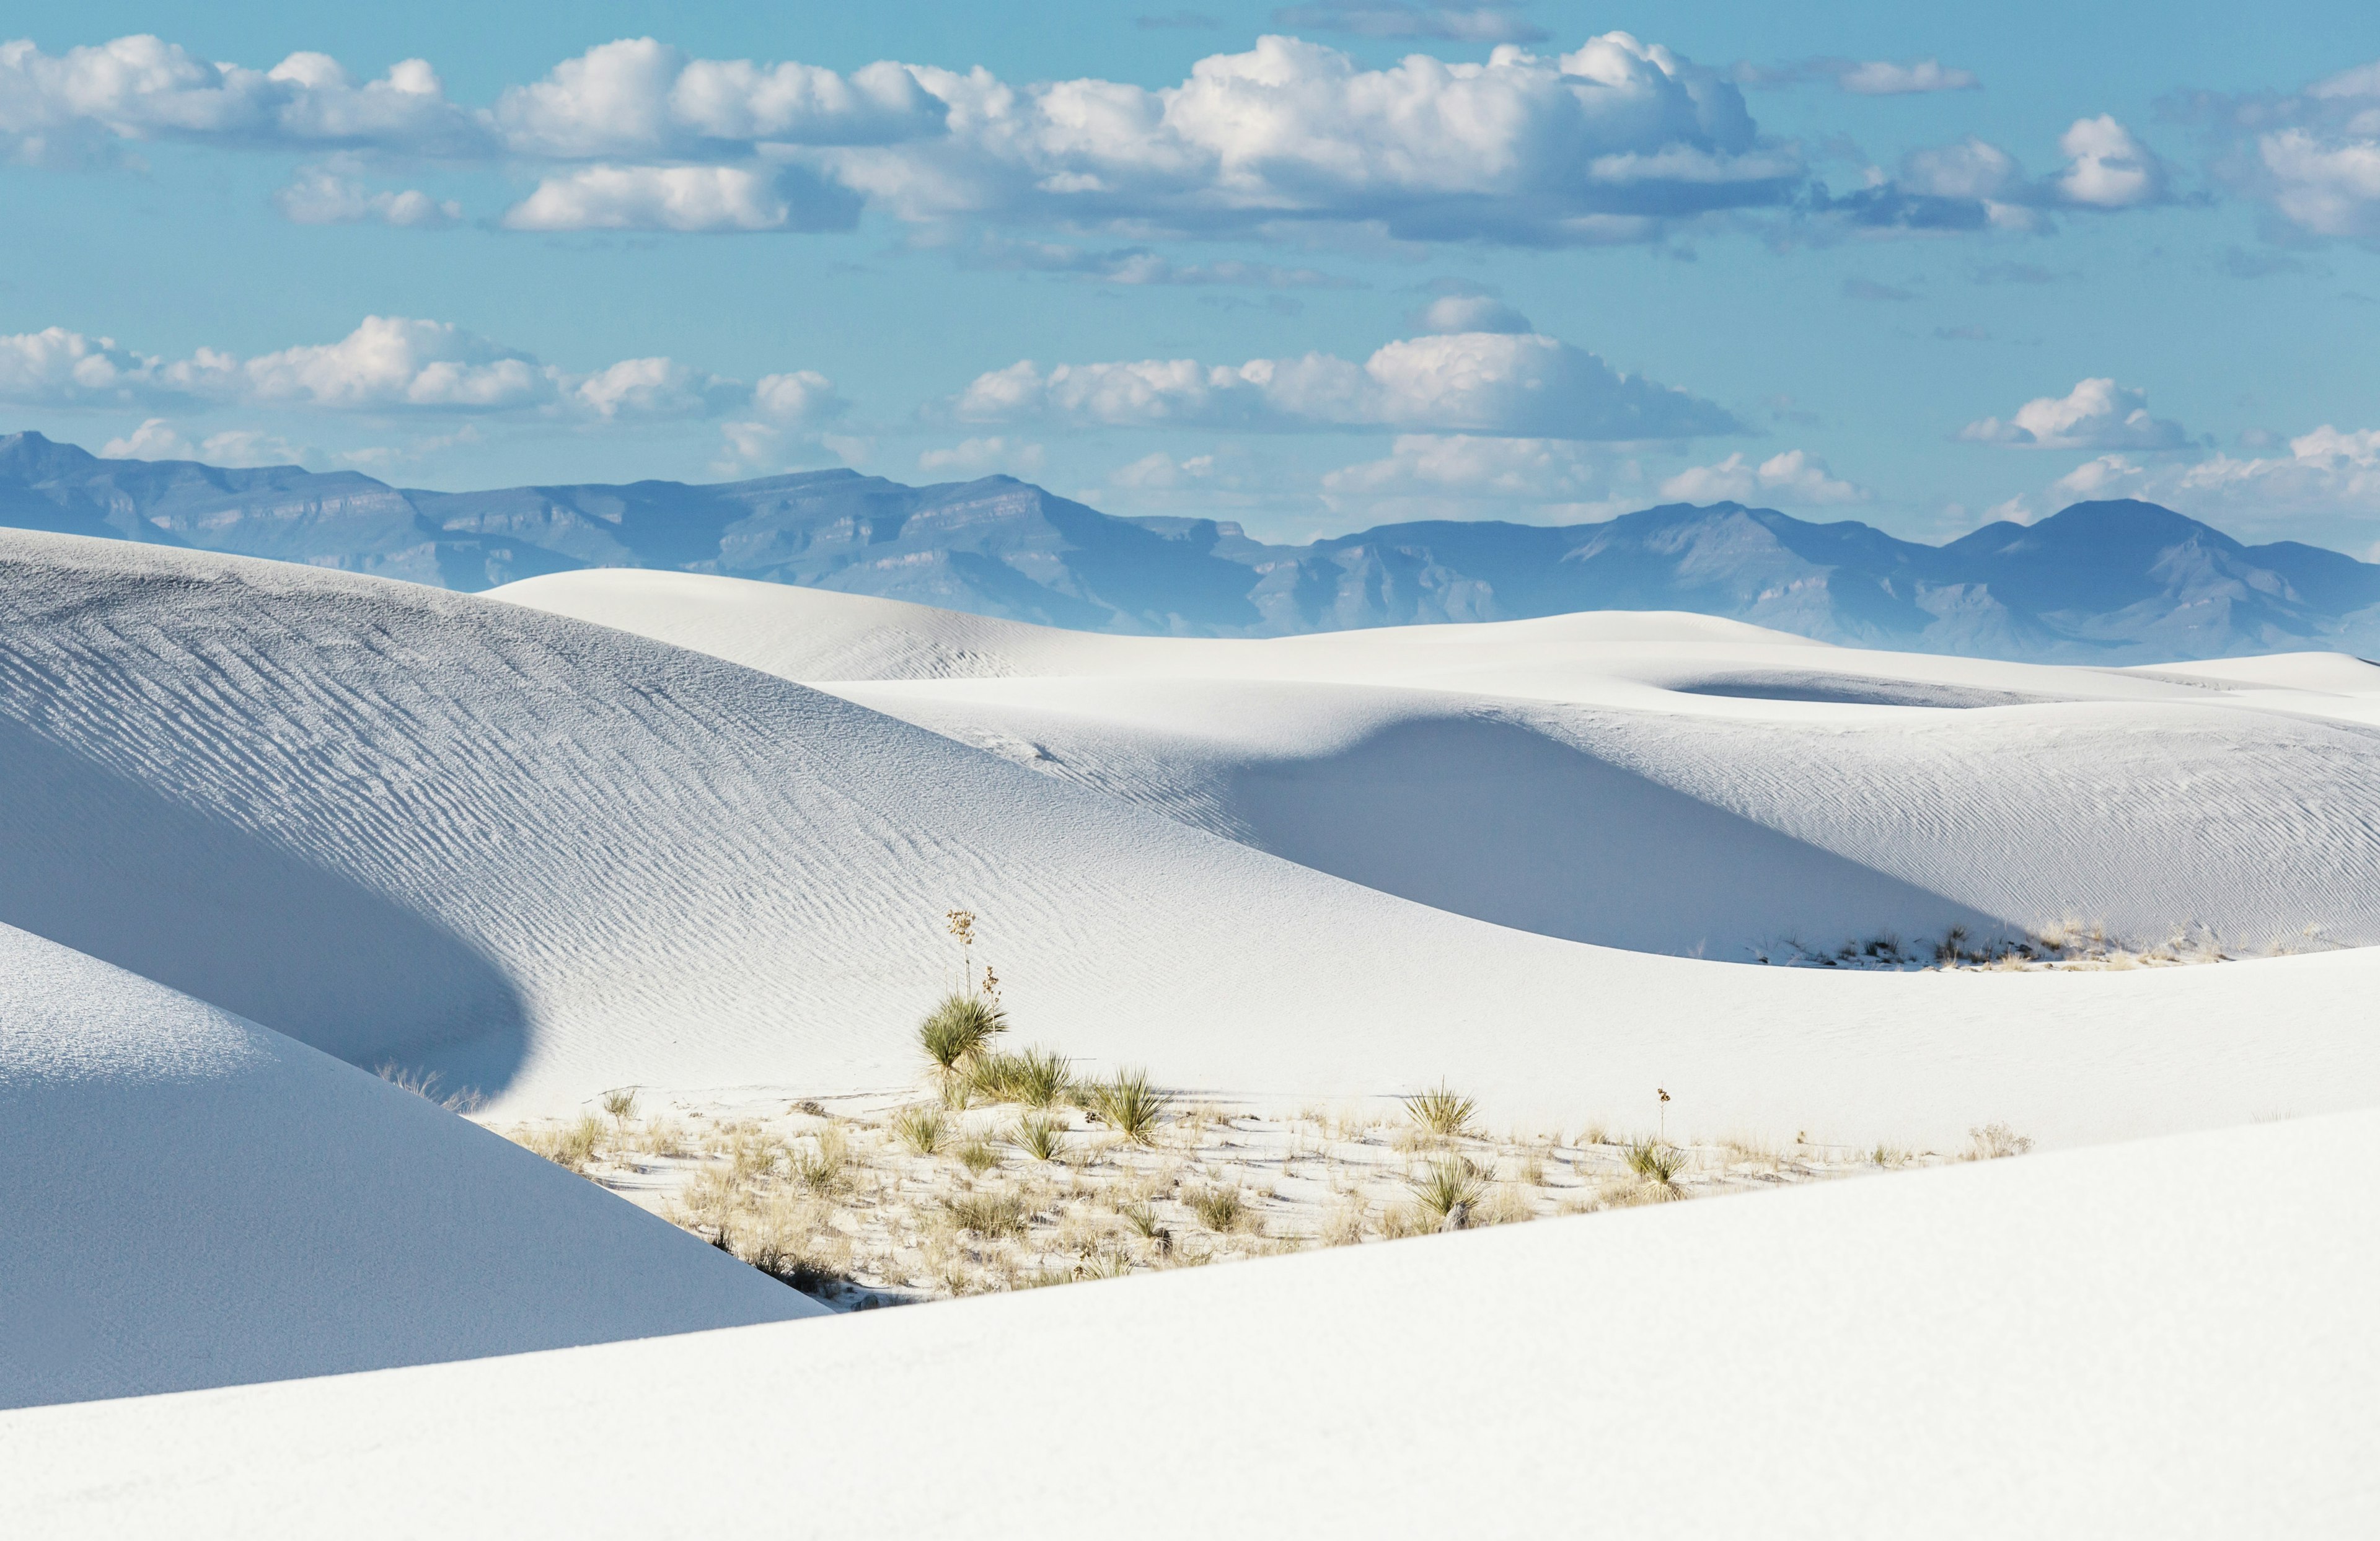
[1011,1111,1066,1162]
[893,1105,946,1156]
[920,992,1009,1077]
[1402,1082,1477,1139]
[1409,1156,1488,1228]
[1625,1138,1687,1188]
[1091,1068,1171,1146]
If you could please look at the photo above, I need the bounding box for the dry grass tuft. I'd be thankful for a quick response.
[1189,1185,1250,1233]
[1965,1123,2034,1161]
[893,1104,946,1155]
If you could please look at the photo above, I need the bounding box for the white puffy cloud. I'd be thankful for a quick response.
[491,38,945,158]
[0,316,827,424]
[2188,61,2380,244]
[1828,115,2167,230]
[1656,447,1863,504]
[273,162,460,227]
[951,327,1737,439]
[2054,114,2167,208]
[1960,379,2192,451]
[1836,58,1979,96]
[835,32,1796,245]
[918,436,1046,478]
[0,326,160,404]
[97,419,304,465]
[1411,294,1532,333]
[0,35,487,164]
[500,161,859,232]
[2045,427,2380,519]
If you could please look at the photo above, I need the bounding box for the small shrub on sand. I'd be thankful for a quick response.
[1190,1186,1248,1233]
[972,1047,1072,1109]
[948,1191,1029,1239]
[1625,1138,1688,1188]
[1011,1112,1066,1162]
[1409,1156,1488,1229]
[1321,1198,1369,1247]
[601,1087,639,1134]
[792,1128,849,1193]
[1120,1201,1165,1239]
[920,993,1008,1076]
[1966,1123,2034,1161]
[1090,1068,1171,1145]
[1402,1082,1477,1140]
[893,1105,946,1156]
[955,1136,1002,1175]
[527,1114,606,1174]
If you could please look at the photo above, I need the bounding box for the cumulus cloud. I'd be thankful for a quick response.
[969,238,1357,288]
[2042,426,2380,519]
[918,436,1046,478]
[1410,294,1532,332]
[1111,450,1219,488]
[98,419,305,465]
[1827,116,2170,230]
[0,316,826,423]
[500,160,859,232]
[274,161,460,227]
[491,38,945,159]
[1269,3,1547,43]
[1657,447,1864,504]
[0,36,488,165]
[951,327,1737,439]
[834,32,1797,245]
[2186,61,2380,245]
[1960,379,2192,451]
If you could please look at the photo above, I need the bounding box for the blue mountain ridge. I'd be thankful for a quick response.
[6,429,2377,662]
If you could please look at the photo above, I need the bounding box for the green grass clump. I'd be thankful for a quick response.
[1011,1112,1066,1162]
[1401,1082,1478,1139]
[1625,1138,1688,1187]
[1089,1068,1171,1146]
[792,1128,848,1193]
[1409,1156,1488,1227]
[893,1105,946,1155]
[920,993,1009,1076]
[973,1047,1072,1108]
[947,1191,1028,1239]
[954,1136,1002,1175]
[1190,1186,1248,1234]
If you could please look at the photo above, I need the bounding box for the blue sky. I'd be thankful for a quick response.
[4,0,2378,550]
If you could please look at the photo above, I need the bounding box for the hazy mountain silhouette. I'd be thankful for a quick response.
[7,430,2378,661]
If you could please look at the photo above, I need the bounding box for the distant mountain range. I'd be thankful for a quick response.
[6,428,2378,662]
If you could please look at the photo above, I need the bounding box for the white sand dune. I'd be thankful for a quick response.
[9,1107,2373,1538]
[2,530,2375,1151]
[506,568,2380,959]
[0,924,818,1411]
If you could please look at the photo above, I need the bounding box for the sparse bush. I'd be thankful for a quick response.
[1409,1156,1488,1229]
[955,1136,1002,1175]
[601,1087,639,1134]
[894,1105,946,1156]
[1402,1082,1477,1139]
[920,992,1009,1076]
[729,1131,785,1182]
[1321,1198,1368,1247]
[1090,1068,1171,1146]
[793,1127,849,1193]
[1966,1123,2034,1161]
[948,1191,1029,1239]
[1191,1186,1248,1233]
[1011,1112,1065,1162]
[972,1046,1072,1108]
[637,1117,687,1157]
[523,1114,605,1174]
[1625,1138,1687,1188]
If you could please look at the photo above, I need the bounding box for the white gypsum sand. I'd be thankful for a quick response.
[8,1107,2374,1538]
[1,529,2375,1151]
[0,924,818,1411]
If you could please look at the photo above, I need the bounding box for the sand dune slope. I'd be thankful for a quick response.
[9,1109,2373,1537]
[6,532,2379,1147]
[0,924,817,1411]
[507,569,2380,957]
